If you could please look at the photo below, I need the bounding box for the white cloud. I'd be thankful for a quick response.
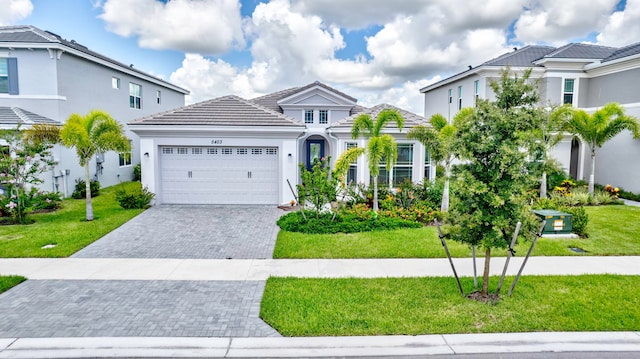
[99,0,244,55]
[0,0,33,26]
[597,0,640,46]
[513,0,619,45]
[355,77,443,115]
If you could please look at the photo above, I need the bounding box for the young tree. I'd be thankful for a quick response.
[407,112,463,212]
[449,70,539,297]
[565,103,639,194]
[0,125,59,224]
[350,109,404,211]
[528,105,572,198]
[60,110,130,221]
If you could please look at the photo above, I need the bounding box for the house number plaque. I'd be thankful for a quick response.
[211,140,223,144]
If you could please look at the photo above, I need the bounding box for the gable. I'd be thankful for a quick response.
[295,93,340,106]
[277,83,357,109]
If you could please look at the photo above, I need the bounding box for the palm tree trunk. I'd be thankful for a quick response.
[482,248,491,295]
[588,149,596,195]
[84,162,94,221]
[441,164,451,212]
[540,171,547,199]
[372,176,379,212]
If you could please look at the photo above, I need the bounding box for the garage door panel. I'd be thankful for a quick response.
[160,146,278,205]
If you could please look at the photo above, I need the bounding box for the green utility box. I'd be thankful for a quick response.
[533,210,573,235]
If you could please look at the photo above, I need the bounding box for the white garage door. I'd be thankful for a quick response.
[160,146,279,204]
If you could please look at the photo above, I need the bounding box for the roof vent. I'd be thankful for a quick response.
[513,47,518,51]
[468,65,472,70]
[129,64,134,68]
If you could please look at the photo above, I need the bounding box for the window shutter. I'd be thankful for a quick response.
[7,58,19,95]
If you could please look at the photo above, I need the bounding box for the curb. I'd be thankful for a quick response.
[1,332,639,358]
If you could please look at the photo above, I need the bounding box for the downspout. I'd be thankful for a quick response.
[326,128,340,169]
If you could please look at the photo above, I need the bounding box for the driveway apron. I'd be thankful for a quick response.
[0,205,285,338]
[73,205,284,259]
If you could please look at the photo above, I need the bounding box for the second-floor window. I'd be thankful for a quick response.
[112,77,120,89]
[448,89,452,104]
[156,90,161,104]
[563,79,575,105]
[304,110,314,124]
[0,58,18,95]
[457,86,463,110]
[129,83,142,109]
[319,110,328,124]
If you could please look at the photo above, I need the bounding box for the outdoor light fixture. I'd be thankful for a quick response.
[144,152,149,158]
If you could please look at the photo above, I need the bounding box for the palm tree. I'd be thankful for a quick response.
[566,103,639,194]
[60,110,130,221]
[407,112,461,212]
[351,108,404,211]
[528,105,572,198]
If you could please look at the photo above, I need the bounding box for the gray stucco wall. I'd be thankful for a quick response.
[584,68,640,107]
[0,46,186,195]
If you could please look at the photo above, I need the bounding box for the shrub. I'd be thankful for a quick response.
[133,163,142,182]
[277,210,421,234]
[72,178,100,199]
[115,186,155,209]
[30,191,62,211]
[297,158,338,218]
[559,205,588,238]
[413,180,443,208]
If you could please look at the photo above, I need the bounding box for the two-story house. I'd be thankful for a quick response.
[0,25,188,196]
[130,81,430,205]
[420,42,640,193]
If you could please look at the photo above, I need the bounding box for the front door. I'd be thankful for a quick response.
[306,140,325,170]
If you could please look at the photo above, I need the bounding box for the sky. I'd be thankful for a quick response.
[1,0,637,115]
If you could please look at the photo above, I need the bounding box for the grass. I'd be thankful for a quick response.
[0,182,145,257]
[273,205,640,258]
[0,276,26,294]
[260,275,640,336]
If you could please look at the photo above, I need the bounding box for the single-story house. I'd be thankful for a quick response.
[129,81,431,205]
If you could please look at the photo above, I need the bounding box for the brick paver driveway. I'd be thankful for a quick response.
[73,205,283,259]
[0,205,285,338]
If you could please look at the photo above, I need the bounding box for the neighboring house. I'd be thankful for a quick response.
[421,42,640,193]
[0,25,188,196]
[130,81,430,205]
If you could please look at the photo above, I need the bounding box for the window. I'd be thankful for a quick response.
[375,144,413,187]
[162,147,173,155]
[222,148,233,155]
[266,148,278,155]
[252,148,263,155]
[346,142,358,184]
[112,77,120,89]
[424,150,431,180]
[0,58,18,95]
[304,110,314,124]
[319,110,328,124]
[457,86,462,110]
[207,148,218,155]
[177,147,188,154]
[448,89,452,104]
[474,80,480,105]
[119,141,132,167]
[156,90,161,104]
[192,148,202,155]
[129,83,142,109]
[563,79,575,105]
[237,148,248,155]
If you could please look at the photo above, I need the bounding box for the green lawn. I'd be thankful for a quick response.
[0,276,26,294]
[261,275,640,336]
[0,182,144,257]
[274,205,640,258]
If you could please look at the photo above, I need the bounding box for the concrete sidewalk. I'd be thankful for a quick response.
[1,332,639,358]
[1,256,639,280]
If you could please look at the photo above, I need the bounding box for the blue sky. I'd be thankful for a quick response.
[2,0,635,114]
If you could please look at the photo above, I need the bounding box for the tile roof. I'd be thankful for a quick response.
[603,42,640,62]
[129,95,304,127]
[543,43,616,59]
[331,103,426,130]
[0,25,189,94]
[483,45,556,67]
[0,107,60,126]
[250,87,301,112]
